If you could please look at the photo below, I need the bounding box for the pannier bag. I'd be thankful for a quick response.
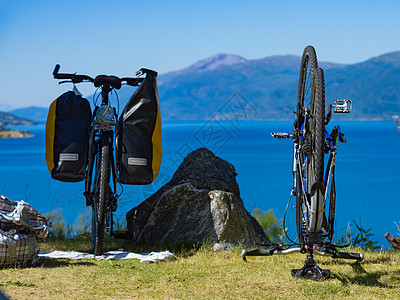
[118,71,162,185]
[45,91,92,182]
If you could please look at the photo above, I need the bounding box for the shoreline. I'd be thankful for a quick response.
[0,130,34,139]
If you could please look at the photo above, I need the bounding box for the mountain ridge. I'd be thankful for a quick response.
[157,50,400,120]
[2,50,400,121]
[0,111,36,130]
[187,53,247,72]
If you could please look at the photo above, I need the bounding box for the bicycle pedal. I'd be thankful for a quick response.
[332,99,352,113]
[271,132,292,140]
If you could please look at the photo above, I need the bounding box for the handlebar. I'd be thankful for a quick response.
[53,64,155,88]
[53,64,60,75]
[53,64,94,83]
[242,246,363,262]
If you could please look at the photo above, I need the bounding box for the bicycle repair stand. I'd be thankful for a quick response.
[242,244,364,280]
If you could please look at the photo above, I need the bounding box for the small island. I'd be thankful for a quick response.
[0,111,36,139]
[0,127,33,139]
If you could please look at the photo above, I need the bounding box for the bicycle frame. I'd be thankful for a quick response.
[292,109,326,244]
[294,123,341,244]
[84,87,119,237]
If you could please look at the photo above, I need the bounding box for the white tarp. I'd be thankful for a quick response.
[39,250,174,263]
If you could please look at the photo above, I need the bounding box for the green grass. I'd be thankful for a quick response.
[1,239,400,299]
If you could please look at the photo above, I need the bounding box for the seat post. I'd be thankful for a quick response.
[101,85,112,105]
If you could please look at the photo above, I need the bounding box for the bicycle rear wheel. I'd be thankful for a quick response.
[295,46,325,244]
[92,140,110,256]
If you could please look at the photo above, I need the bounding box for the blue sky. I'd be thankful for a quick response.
[1,0,400,109]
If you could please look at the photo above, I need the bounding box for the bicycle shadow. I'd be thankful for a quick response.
[321,255,392,266]
[38,257,96,268]
[331,263,400,288]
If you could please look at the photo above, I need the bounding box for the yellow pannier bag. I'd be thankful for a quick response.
[45,91,92,182]
[118,71,162,185]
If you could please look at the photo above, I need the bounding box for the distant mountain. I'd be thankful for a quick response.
[183,53,247,72]
[10,106,48,122]
[156,53,346,120]
[155,51,400,120]
[3,51,400,121]
[323,51,400,120]
[0,111,36,126]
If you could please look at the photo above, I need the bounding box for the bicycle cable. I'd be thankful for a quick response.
[99,104,111,122]
[111,88,120,115]
[283,189,298,245]
[116,181,124,200]
[93,87,102,107]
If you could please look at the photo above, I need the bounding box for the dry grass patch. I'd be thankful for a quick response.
[1,243,400,299]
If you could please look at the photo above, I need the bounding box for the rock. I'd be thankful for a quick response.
[126,148,269,246]
[213,242,236,251]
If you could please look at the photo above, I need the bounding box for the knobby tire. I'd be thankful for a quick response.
[93,141,110,256]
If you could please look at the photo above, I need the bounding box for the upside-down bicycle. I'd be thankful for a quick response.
[242,46,363,280]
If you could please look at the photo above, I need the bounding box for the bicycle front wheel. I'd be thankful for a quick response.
[295,46,325,244]
[92,141,110,256]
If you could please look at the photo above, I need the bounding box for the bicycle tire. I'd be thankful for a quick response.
[295,46,325,244]
[311,67,326,231]
[295,45,318,133]
[313,67,325,183]
[93,141,110,256]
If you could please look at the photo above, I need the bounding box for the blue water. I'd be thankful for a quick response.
[1,121,399,247]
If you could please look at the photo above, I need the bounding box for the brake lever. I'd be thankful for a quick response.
[339,134,346,143]
[337,125,347,143]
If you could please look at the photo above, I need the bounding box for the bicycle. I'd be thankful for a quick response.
[52,64,158,255]
[242,46,363,280]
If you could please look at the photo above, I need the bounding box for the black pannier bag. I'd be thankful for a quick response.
[118,70,162,185]
[45,91,92,182]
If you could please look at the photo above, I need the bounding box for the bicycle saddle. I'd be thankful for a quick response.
[94,75,122,89]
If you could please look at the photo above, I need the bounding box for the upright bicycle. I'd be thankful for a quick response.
[242,46,363,280]
[52,65,157,255]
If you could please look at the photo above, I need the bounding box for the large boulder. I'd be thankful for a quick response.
[126,148,269,246]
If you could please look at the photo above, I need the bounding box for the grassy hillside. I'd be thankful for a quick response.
[1,240,400,299]
[0,111,36,126]
[0,111,35,138]
[0,129,33,139]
